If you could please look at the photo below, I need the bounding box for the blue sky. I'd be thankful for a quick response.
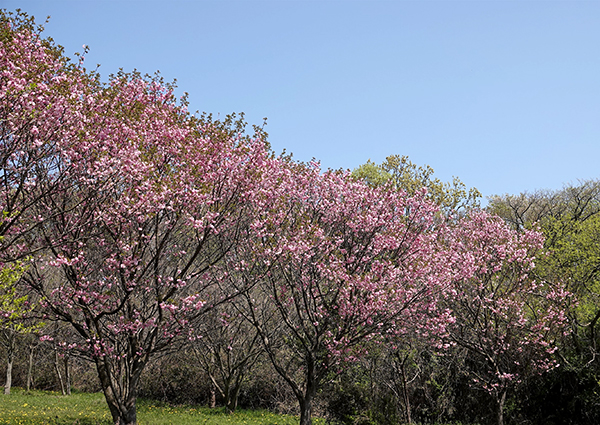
[5,1,600,201]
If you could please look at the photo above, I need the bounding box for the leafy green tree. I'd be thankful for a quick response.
[353,155,481,214]
[0,261,40,394]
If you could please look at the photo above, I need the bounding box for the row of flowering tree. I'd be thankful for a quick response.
[1,9,569,425]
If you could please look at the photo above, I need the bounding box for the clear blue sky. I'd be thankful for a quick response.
[5,1,600,201]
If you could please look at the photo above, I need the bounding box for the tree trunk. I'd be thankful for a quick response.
[54,347,66,395]
[96,357,144,425]
[117,399,137,425]
[496,389,507,425]
[64,355,71,395]
[299,358,318,425]
[26,342,35,392]
[399,358,412,424]
[4,335,14,395]
[299,392,314,425]
[223,377,232,412]
[209,382,216,409]
[226,382,242,413]
[100,379,138,425]
[103,390,137,425]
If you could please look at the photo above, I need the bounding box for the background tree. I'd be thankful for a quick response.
[0,261,40,394]
[489,181,600,352]
[191,301,263,412]
[353,155,481,214]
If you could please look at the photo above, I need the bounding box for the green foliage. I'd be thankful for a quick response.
[352,162,393,188]
[352,155,481,213]
[514,366,600,425]
[539,213,600,325]
[324,369,377,425]
[194,111,270,150]
[0,262,38,333]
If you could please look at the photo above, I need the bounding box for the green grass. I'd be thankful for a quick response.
[0,388,315,425]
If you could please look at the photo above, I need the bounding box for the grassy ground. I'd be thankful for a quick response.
[0,388,313,425]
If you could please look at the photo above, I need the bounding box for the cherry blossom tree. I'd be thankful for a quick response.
[0,11,279,423]
[0,9,93,396]
[3,11,572,425]
[445,211,570,425]
[0,26,276,421]
[235,161,454,425]
[25,82,275,424]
